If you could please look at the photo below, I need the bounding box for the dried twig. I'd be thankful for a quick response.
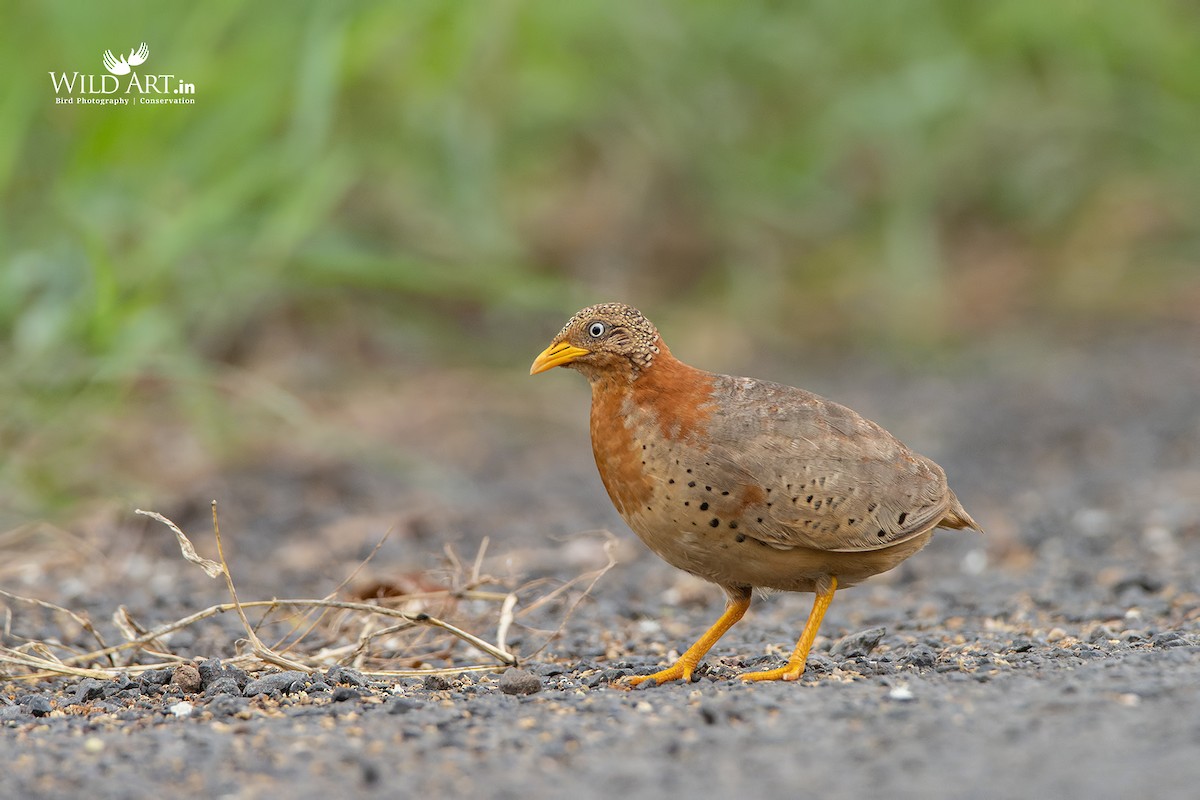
[207,502,310,672]
[0,588,112,665]
[1,508,615,684]
[134,509,223,578]
[524,533,618,659]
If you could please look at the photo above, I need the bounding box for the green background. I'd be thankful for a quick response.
[3,1,1199,520]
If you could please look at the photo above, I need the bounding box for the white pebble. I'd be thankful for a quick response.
[168,701,194,718]
[888,684,915,702]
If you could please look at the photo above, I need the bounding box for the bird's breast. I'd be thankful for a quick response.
[588,362,719,520]
[589,388,658,521]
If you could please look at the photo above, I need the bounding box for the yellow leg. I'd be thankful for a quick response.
[624,589,751,687]
[741,576,838,682]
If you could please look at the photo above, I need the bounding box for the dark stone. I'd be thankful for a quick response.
[195,660,250,691]
[583,672,610,688]
[203,677,242,697]
[332,686,361,702]
[197,659,225,686]
[22,696,53,717]
[831,627,887,659]
[899,645,937,669]
[386,698,425,715]
[109,674,136,694]
[140,669,173,686]
[498,668,542,696]
[206,695,248,717]
[806,654,835,673]
[73,678,106,705]
[1151,631,1189,648]
[423,675,451,691]
[326,666,368,687]
[243,670,311,697]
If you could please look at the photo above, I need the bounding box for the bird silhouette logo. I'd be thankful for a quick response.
[102,43,149,76]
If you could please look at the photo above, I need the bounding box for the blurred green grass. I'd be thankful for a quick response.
[3,0,1199,518]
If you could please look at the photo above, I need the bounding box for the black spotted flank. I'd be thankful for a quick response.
[699,502,709,511]
[877,529,887,538]
[898,511,908,525]
[710,518,720,527]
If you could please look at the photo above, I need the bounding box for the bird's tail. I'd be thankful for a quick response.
[942,491,983,533]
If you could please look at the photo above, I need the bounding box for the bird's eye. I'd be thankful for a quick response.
[587,321,606,338]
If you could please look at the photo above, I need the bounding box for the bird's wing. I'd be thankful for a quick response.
[689,376,956,553]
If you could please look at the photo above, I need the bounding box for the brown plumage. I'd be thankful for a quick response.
[531,303,981,685]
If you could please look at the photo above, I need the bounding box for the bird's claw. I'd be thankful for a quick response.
[740,663,806,682]
[621,662,695,688]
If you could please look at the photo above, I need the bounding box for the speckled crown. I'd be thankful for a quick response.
[559,303,661,371]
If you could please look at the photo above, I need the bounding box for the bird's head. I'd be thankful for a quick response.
[530,303,662,381]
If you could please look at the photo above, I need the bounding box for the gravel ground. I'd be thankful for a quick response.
[3,326,1199,799]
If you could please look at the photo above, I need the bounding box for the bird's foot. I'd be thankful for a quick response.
[622,661,695,688]
[739,661,806,682]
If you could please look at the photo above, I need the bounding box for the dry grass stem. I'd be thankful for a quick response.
[2,509,614,684]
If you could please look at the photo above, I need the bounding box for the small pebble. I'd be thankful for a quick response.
[386,698,424,715]
[205,696,249,718]
[326,666,368,687]
[498,668,542,696]
[171,664,203,693]
[243,671,310,697]
[73,678,106,705]
[331,687,360,702]
[203,677,242,698]
[832,627,886,658]
[888,684,915,702]
[423,675,451,691]
[168,701,194,718]
[899,645,937,668]
[1151,631,1187,648]
[23,696,53,717]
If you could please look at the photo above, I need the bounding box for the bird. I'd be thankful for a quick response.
[530,303,981,686]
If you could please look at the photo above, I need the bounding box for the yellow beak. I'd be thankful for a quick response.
[530,341,591,375]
